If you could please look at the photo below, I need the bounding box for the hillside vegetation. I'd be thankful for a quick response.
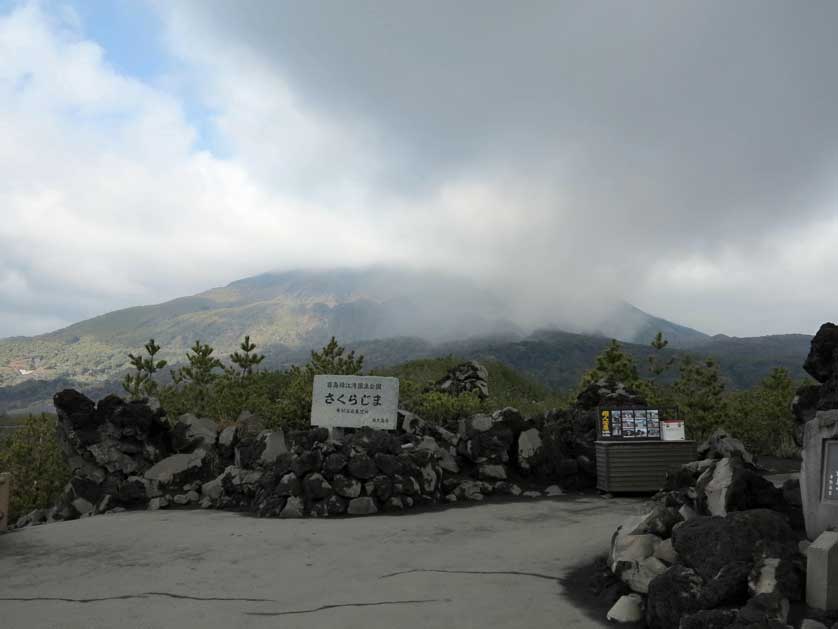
[1,333,802,523]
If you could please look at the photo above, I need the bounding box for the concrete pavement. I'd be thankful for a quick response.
[0,495,642,629]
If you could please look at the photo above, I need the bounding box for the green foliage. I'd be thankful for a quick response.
[166,341,224,416]
[122,339,166,400]
[0,413,70,521]
[375,356,571,423]
[580,339,642,389]
[156,337,363,429]
[725,368,798,456]
[226,335,265,379]
[671,355,728,441]
[273,338,364,429]
[647,331,675,380]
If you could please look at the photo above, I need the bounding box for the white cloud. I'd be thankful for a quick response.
[1,1,837,341]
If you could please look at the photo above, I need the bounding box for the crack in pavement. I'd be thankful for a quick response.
[380,568,560,581]
[0,592,276,604]
[245,598,449,617]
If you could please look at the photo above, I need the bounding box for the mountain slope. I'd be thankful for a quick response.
[0,267,701,389]
[0,267,808,415]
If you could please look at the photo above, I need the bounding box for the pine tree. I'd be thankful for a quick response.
[580,339,641,388]
[672,355,727,439]
[122,339,167,400]
[228,336,265,379]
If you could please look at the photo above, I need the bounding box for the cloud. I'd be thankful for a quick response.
[152,0,838,334]
[1,1,837,340]
[0,2,405,338]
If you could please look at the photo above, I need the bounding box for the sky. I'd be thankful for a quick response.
[1,0,837,339]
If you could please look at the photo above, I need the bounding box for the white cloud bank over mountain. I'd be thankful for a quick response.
[1,1,838,339]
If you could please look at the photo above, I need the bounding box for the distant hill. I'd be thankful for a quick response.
[0,267,811,414]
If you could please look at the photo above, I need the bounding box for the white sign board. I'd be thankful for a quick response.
[310,375,399,429]
[661,420,686,441]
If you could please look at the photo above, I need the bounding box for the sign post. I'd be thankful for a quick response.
[310,375,399,430]
[0,472,10,531]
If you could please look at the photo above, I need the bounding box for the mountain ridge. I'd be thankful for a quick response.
[0,267,810,414]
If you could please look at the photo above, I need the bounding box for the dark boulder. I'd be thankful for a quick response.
[374,453,403,476]
[302,473,333,500]
[323,453,347,475]
[290,450,323,477]
[697,430,754,465]
[680,610,739,629]
[646,565,705,629]
[698,561,752,608]
[671,510,797,582]
[575,377,646,411]
[347,454,378,480]
[804,322,838,383]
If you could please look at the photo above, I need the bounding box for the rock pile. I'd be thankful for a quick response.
[792,322,838,445]
[605,432,807,628]
[18,374,610,526]
[431,361,490,399]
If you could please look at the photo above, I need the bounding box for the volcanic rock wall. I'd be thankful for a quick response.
[14,375,625,526]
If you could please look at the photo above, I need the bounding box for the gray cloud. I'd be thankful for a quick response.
[154,0,838,335]
[2,1,838,340]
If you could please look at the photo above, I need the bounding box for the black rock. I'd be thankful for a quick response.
[370,475,393,501]
[116,478,148,505]
[291,450,323,477]
[575,378,646,411]
[344,428,401,456]
[323,453,347,475]
[303,473,333,500]
[698,560,751,608]
[374,453,403,476]
[272,452,295,477]
[680,609,739,629]
[287,428,330,451]
[275,472,302,497]
[54,389,97,429]
[347,454,378,480]
[332,474,362,499]
[782,478,802,507]
[672,510,797,582]
[736,592,788,626]
[804,322,838,383]
[646,565,705,629]
[325,494,347,515]
[235,436,267,469]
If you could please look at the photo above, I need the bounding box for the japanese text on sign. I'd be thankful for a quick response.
[311,375,399,429]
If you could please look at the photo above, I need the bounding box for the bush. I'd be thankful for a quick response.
[0,413,70,521]
[724,368,799,457]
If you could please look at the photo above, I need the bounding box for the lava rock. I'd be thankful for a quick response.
[671,510,797,582]
[170,413,218,452]
[325,495,347,515]
[323,453,347,475]
[279,496,304,518]
[374,453,403,476]
[347,454,378,480]
[804,322,838,383]
[332,474,362,499]
[645,565,704,629]
[303,473,333,500]
[276,472,302,497]
[290,450,323,477]
[143,450,211,489]
[347,497,378,515]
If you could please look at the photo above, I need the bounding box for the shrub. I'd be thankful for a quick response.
[0,413,70,521]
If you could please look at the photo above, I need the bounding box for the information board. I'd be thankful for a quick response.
[822,440,838,504]
[310,375,399,429]
[661,419,686,441]
[598,408,670,441]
